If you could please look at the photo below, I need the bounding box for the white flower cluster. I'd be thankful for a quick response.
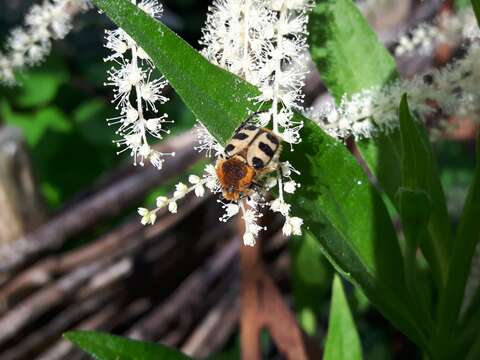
[0,0,90,85]
[138,164,218,224]
[313,42,480,140]
[104,0,174,169]
[201,0,311,144]
[141,0,310,246]
[395,7,480,57]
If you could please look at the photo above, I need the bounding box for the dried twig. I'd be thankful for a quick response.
[0,195,205,346]
[127,238,239,341]
[181,285,239,358]
[240,223,312,360]
[0,132,199,275]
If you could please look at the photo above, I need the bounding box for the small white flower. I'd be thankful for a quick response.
[243,232,256,247]
[284,180,298,194]
[156,196,169,208]
[283,216,303,236]
[189,175,201,184]
[264,176,278,189]
[219,203,240,222]
[173,182,189,199]
[168,201,178,214]
[138,208,157,225]
[194,183,205,197]
[270,198,291,216]
[104,1,174,168]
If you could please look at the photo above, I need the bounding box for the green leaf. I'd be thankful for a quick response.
[324,275,363,360]
[456,0,472,9]
[290,234,332,334]
[398,95,451,286]
[435,131,480,353]
[467,337,480,360]
[0,101,72,146]
[64,331,192,360]
[472,0,480,25]
[73,99,117,146]
[92,0,427,346]
[92,0,259,145]
[396,187,434,329]
[289,122,427,347]
[308,0,404,213]
[308,0,397,100]
[15,58,69,108]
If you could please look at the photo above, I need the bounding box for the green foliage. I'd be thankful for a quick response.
[398,95,451,286]
[73,99,117,146]
[0,59,120,208]
[92,0,260,145]
[64,331,192,360]
[472,0,480,24]
[324,275,363,360]
[435,130,480,355]
[456,0,473,9]
[290,233,332,333]
[0,101,71,146]
[90,0,432,348]
[308,0,404,209]
[86,0,480,357]
[14,57,69,108]
[308,0,397,101]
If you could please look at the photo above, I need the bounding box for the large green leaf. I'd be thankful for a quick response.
[64,331,191,360]
[398,95,451,286]
[289,121,426,346]
[91,0,428,346]
[324,275,363,360]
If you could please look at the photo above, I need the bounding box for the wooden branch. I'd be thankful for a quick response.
[35,299,124,360]
[239,220,311,360]
[0,192,206,312]
[0,195,206,346]
[127,238,239,341]
[0,127,45,245]
[0,131,199,275]
[181,285,239,358]
[1,287,122,360]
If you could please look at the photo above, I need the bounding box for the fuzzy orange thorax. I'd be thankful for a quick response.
[216,156,255,201]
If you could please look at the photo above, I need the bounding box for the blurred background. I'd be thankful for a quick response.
[0,0,477,359]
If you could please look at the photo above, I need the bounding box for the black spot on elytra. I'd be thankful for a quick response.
[252,157,264,169]
[266,132,279,145]
[244,125,258,131]
[225,144,235,154]
[423,74,434,85]
[233,132,249,140]
[259,142,274,158]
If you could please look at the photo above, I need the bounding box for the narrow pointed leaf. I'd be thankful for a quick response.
[324,275,363,360]
[92,0,426,346]
[399,96,451,285]
[64,331,192,360]
[436,131,480,348]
